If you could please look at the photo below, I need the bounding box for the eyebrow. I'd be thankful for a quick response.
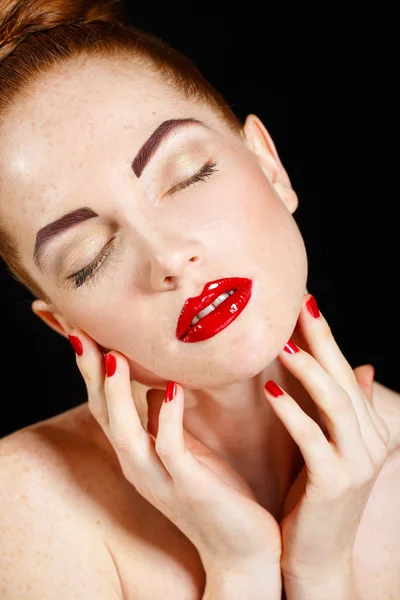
[33,117,207,271]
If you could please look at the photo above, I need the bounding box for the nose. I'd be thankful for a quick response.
[147,235,203,290]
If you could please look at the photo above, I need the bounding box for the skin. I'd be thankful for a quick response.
[0,56,315,520]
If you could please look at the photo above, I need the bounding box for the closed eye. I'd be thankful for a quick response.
[66,160,218,290]
[164,160,218,196]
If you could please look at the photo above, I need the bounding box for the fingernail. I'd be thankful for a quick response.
[164,381,177,403]
[105,353,117,377]
[284,340,299,354]
[265,380,284,397]
[306,295,320,318]
[68,335,83,356]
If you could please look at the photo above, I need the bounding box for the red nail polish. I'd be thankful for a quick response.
[306,295,320,318]
[284,340,299,354]
[165,381,177,402]
[68,335,83,356]
[105,354,117,377]
[264,380,284,397]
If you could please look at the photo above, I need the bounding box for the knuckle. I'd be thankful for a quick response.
[298,419,323,442]
[112,440,149,489]
[155,432,185,459]
[155,440,173,458]
[372,439,389,467]
[333,390,354,414]
[297,351,316,372]
[299,357,326,387]
[326,471,352,498]
[353,460,376,486]
[118,461,145,494]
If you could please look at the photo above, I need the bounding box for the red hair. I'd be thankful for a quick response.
[0,0,241,302]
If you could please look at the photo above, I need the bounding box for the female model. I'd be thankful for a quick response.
[0,2,399,598]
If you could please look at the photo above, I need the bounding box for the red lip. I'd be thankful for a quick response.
[176,277,252,342]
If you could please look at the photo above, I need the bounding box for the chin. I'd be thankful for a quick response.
[177,313,296,389]
[228,321,294,377]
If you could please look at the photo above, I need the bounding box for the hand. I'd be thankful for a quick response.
[263,294,390,581]
[68,329,282,581]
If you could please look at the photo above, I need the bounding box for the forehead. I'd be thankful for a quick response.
[0,57,219,255]
[1,57,195,178]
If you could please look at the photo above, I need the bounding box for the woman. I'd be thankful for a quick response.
[0,2,399,598]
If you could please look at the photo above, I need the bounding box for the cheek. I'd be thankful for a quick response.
[219,169,307,353]
[57,165,306,388]
[217,166,306,282]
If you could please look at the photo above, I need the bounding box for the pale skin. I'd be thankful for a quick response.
[0,57,309,521]
[0,55,399,597]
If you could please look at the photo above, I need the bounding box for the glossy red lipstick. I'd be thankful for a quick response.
[176,277,252,343]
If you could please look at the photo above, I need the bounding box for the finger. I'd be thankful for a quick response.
[354,365,390,444]
[103,351,172,490]
[354,364,374,402]
[69,329,109,431]
[155,382,210,491]
[296,295,382,452]
[278,340,369,462]
[263,380,334,481]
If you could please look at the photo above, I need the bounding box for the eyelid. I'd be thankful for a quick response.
[68,239,110,277]
[163,160,217,197]
[66,237,115,289]
[66,160,218,289]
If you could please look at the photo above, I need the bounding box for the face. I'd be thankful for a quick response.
[0,58,307,389]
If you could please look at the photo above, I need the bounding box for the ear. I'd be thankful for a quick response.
[242,114,298,214]
[31,299,75,340]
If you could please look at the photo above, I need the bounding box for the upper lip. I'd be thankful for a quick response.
[176,277,250,339]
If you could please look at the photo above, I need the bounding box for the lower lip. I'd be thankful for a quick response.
[180,281,253,343]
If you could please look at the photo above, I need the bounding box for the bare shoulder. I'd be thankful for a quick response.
[0,405,205,599]
[0,406,125,599]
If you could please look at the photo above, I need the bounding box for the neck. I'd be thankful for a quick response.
[90,329,323,522]
[181,327,322,521]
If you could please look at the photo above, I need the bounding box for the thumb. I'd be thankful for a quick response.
[354,363,375,402]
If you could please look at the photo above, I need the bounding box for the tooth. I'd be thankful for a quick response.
[196,303,216,320]
[189,289,237,328]
[212,292,230,307]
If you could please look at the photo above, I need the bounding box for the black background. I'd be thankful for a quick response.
[1,9,398,439]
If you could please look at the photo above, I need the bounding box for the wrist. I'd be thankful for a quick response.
[282,564,357,600]
[203,559,282,600]
[281,551,353,582]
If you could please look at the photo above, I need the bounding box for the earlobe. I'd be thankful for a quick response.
[274,182,299,214]
[31,299,74,339]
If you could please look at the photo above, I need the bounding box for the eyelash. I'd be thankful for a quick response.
[67,160,219,290]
